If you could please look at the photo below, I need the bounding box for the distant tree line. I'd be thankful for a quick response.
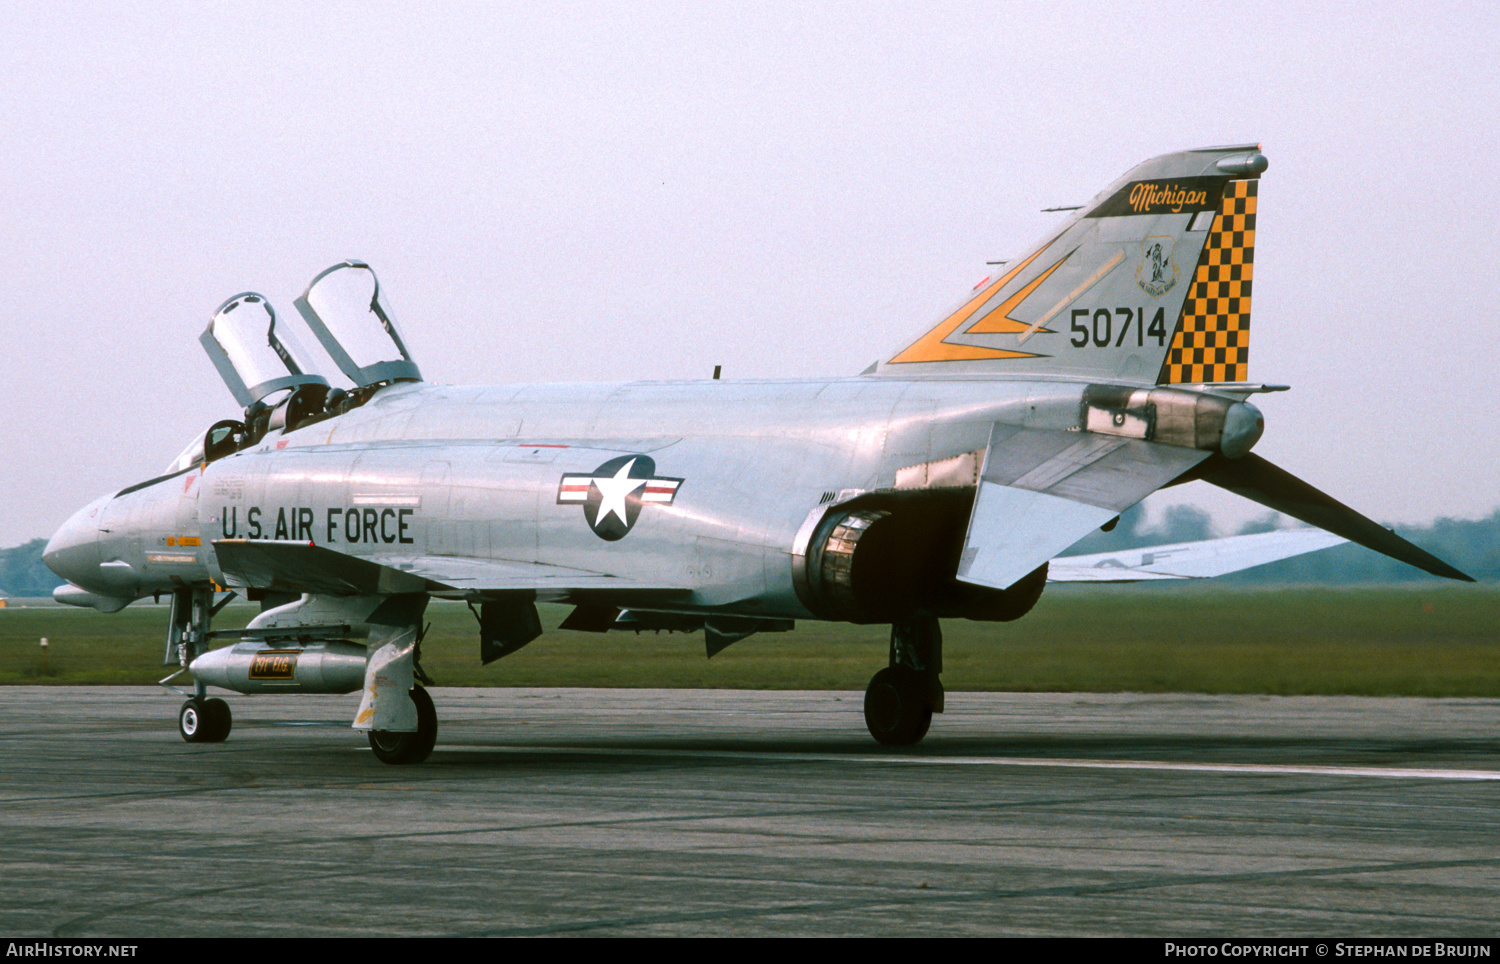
[0,539,61,597]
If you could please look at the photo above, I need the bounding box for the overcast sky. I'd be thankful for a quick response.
[2,1,1496,548]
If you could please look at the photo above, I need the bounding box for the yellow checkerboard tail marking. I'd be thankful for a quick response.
[1159,178,1257,384]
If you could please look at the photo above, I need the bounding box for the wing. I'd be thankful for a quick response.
[1048,529,1348,582]
[956,424,1210,590]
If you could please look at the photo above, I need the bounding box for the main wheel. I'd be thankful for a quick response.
[863,666,933,746]
[368,686,438,765]
[202,697,232,742]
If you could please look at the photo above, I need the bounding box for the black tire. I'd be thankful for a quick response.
[863,666,933,746]
[368,686,438,765]
[202,697,232,742]
[179,699,210,743]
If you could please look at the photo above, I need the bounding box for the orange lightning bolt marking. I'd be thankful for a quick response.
[888,244,1072,363]
[966,250,1073,335]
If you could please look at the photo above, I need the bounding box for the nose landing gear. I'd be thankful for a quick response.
[167,588,236,744]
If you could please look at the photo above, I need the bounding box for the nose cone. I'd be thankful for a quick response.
[44,496,107,591]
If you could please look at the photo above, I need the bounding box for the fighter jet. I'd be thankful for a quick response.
[43,145,1470,764]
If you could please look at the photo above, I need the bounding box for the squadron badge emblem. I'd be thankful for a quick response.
[557,455,683,541]
[1136,236,1178,298]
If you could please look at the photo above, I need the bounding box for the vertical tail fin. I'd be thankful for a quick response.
[875,145,1267,385]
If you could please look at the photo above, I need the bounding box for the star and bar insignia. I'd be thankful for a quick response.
[557,455,683,541]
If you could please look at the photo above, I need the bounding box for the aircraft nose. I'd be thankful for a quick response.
[44,498,105,588]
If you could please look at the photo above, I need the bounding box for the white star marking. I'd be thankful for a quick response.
[592,458,647,528]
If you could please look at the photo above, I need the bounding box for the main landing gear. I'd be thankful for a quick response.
[367,685,438,765]
[160,588,440,762]
[863,613,943,746]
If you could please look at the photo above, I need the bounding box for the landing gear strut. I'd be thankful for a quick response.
[368,685,438,765]
[863,613,943,746]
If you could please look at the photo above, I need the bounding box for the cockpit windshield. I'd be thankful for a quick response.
[165,432,206,475]
[200,293,329,408]
[294,260,421,388]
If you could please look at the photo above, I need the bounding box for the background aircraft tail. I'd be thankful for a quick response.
[875,145,1267,386]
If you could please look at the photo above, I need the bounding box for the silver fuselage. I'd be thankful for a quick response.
[46,373,1122,617]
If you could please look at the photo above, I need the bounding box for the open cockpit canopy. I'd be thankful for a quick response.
[294,260,421,389]
[200,293,328,408]
[189,262,422,469]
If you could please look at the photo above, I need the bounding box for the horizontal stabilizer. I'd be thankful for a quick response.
[212,540,693,597]
[1197,455,1474,582]
[1049,529,1347,582]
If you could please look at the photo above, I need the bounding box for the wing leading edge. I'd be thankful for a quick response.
[212,539,693,600]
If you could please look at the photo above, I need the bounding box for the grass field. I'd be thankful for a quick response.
[1,584,1495,695]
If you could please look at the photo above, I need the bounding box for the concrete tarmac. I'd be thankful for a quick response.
[1,686,1498,937]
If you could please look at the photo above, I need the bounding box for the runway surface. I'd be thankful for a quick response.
[1,686,1498,937]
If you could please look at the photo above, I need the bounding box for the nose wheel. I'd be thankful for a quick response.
[368,686,438,765]
[170,588,232,744]
[179,697,232,743]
